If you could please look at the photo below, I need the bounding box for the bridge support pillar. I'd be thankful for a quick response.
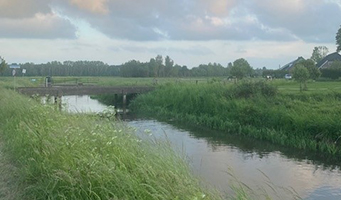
[123,94,127,114]
[54,91,63,111]
[114,94,118,107]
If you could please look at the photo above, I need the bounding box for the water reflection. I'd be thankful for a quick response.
[62,95,107,113]
[126,118,341,200]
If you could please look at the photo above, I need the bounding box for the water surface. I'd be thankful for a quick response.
[63,95,341,199]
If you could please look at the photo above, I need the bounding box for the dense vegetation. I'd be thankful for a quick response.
[0,85,221,200]
[130,81,341,156]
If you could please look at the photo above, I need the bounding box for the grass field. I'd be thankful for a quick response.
[2,75,341,94]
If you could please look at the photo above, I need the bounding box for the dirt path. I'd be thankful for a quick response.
[0,138,21,200]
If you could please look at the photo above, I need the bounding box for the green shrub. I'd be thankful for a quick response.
[231,81,278,98]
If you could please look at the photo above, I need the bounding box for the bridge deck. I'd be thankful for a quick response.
[17,86,155,96]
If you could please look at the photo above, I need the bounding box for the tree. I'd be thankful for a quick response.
[165,56,174,77]
[292,64,309,92]
[155,55,164,77]
[0,57,8,75]
[299,59,321,80]
[229,58,253,79]
[311,46,328,63]
[337,25,341,53]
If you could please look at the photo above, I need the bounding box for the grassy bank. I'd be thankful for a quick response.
[0,87,221,200]
[130,81,341,156]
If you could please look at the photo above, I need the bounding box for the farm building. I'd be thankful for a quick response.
[279,57,305,71]
[316,52,341,69]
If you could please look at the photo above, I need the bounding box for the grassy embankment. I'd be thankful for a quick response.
[0,81,222,199]
[130,80,341,156]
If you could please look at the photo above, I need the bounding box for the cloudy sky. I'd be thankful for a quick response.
[0,0,341,69]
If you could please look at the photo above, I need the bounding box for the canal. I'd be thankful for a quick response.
[61,95,341,199]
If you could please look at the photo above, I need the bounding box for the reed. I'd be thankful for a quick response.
[130,81,341,156]
[0,87,220,200]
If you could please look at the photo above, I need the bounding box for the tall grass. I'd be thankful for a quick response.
[130,81,341,156]
[0,87,220,200]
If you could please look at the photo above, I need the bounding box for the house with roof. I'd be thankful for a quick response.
[316,52,341,69]
[280,56,305,71]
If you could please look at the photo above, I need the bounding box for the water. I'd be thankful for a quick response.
[62,95,108,113]
[63,95,341,199]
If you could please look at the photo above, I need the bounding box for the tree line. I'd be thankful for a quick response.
[1,61,120,77]
[0,55,255,78]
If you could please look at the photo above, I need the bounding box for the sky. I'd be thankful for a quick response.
[0,0,341,69]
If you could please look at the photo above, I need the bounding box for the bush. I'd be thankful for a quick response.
[231,81,278,98]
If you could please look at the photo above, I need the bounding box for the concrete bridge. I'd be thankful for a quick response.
[17,85,155,96]
[17,85,155,111]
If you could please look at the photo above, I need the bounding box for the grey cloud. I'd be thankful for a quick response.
[0,0,77,39]
[0,14,77,39]
[249,0,341,43]
[0,0,51,18]
[52,0,315,42]
[2,0,341,42]
[116,44,213,56]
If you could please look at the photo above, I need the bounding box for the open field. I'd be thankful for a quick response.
[271,79,341,94]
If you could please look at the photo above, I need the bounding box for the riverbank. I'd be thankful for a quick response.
[130,81,341,156]
[0,87,221,200]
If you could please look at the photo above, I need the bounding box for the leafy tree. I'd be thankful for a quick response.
[165,56,174,77]
[299,59,321,80]
[180,66,189,77]
[229,58,253,79]
[0,57,8,75]
[155,55,164,77]
[311,46,328,63]
[292,64,309,92]
[337,25,341,53]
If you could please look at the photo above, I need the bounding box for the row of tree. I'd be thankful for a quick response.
[1,61,120,77]
[0,55,255,78]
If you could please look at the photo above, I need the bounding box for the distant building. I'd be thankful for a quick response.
[280,57,305,71]
[9,64,20,69]
[316,52,341,69]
